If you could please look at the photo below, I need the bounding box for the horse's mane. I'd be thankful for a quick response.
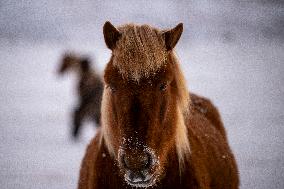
[170,53,191,171]
[100,23,191,171]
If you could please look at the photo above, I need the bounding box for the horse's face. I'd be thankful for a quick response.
[58,54,90,74]
[58,54,77,74]
[102,22,184,188]
[104,61,178,186]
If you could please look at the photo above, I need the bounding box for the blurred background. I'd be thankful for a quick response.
[0,0,283,188]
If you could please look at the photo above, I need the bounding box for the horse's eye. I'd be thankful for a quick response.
[108,85,116,93]
[159,82,168,91]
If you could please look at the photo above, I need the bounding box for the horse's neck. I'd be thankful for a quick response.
[77,70,96,90]
[158,146,197,188]
[78,68,92,80]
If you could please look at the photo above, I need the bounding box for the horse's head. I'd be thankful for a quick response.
[58,53,90,75]
[101,22,190,187]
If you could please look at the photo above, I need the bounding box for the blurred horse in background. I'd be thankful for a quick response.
[58,52,103,139]
[78,22,239,188]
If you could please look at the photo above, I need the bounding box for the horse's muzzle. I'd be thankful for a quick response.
[118,148,157,187]
[122,151,152,171]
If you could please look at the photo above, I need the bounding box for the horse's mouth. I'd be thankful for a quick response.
[124,171,155,188]
[126,178,153,188]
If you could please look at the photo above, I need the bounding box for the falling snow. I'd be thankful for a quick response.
[0,0,283,189]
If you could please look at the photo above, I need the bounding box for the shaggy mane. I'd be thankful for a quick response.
[171,53,191,171]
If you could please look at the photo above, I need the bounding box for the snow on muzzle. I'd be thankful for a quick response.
[118,146,159,187]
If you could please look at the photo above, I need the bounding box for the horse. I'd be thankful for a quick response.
[58,52,103,139]
[78,22,239,188]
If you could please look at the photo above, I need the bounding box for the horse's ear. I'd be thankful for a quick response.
[162,23,183,51]
[103,21,121,50]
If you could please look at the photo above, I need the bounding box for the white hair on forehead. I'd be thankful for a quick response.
[112,23,167,81]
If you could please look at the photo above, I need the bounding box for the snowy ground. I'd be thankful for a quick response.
[0,0,283,188]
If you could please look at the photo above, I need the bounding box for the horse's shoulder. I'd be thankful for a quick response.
[186,97,228,156]
[78,132,100,189]
[189,93,227,139]
[186,97,239,188]
[78,130,113,189]
[81,131,102,164]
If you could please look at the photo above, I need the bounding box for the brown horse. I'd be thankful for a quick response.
[58,53,103,139]
[78,22,239,188]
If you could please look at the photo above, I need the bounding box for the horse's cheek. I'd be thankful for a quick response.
[110,94,121,126]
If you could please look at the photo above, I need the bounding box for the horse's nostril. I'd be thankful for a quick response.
[122,152,152,170]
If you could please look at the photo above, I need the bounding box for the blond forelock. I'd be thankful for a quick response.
[112,23,167,81]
